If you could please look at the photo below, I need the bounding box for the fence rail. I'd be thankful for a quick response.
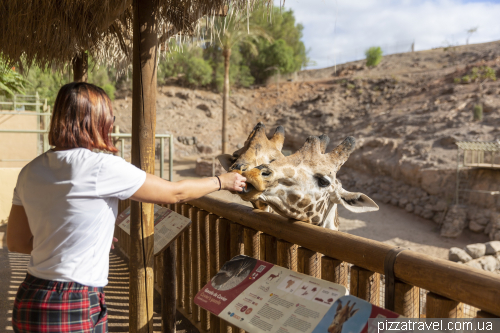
[114,195,500,333]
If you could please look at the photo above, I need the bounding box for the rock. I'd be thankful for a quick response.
[440,205,467,238]
[492,230,500,241]
[390,198,398,206]
[479,256,498,272]
[398,197,408,208]
[482,97,500,113]
[405,203,414,212]
[465,259,483,270]
[448,247,472,263]
[176,91,193,101]
[414,205,423,216]
[196,144,213,154]
[421,209,434,220]
[469,220,486,233]
[165,90,174,97]
[485,241,500,255]
[177,136,197,145]
[464,243,486,259]
[433,200,447,212]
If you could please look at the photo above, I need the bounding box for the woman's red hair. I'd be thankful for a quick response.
[49,82,118,153]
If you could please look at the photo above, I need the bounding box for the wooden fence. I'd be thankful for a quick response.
[115,195,500,333]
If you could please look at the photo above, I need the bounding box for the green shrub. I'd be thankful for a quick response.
[461,75,470,84]
[346,83,355,90]
[102,83,116,101]
[473,104,483,121]
[453,77,461,84]
[365,47,383,67]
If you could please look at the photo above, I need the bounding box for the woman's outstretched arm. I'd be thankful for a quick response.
[130,172,246,204]
[7,205,33,254]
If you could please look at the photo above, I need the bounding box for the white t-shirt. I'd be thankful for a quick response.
[12,148,146,287]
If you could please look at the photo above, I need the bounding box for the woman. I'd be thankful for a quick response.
[6,82,246,333]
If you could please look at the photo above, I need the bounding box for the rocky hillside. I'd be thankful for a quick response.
[112,40,500,239]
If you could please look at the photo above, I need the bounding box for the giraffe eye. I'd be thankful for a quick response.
[262,171,271,177]
[317,177,330,188]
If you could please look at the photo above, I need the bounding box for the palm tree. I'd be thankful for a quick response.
[211,16,271,153]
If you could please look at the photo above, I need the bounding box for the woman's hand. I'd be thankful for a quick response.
[218,172,247,192]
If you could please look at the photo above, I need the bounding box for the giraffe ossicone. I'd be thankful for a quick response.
[240,135,379,230]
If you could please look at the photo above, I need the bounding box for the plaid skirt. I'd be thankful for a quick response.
[12,273,108,333]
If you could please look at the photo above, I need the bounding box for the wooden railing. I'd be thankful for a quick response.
[115,195,500,332]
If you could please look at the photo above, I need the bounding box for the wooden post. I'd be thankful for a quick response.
[208,214,220,333]
[393,281,419,318]
[218,218,232,333]
[198,210,210,331]
[230,223,244,258]
[175,204,184,308]
[321,256,348,288]
[73,52,88,82]
[350,266,380,306]
[183,205,193,314]
[191,207,200,322]
[297,248,321,278]
[129,0,158,330]
[162,241,176,333]
[243,228,261,259]
[277,240,297,271]
[262,234,277,265]
[426,292,463,318]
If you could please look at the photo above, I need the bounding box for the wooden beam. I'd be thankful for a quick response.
[129,0,158,331]
[73,52,88,82]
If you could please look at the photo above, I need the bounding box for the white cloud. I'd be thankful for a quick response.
[275,0,500,68]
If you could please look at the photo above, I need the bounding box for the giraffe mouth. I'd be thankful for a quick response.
[241,182,256,194]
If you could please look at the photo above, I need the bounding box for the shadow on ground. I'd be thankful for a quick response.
[0,242,198,333]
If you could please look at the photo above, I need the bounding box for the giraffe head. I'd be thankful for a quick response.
[217,122,285,174]
[327,300,359,333]
[240,135,378,226]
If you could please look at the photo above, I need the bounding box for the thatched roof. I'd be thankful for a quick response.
[0,0,271,69]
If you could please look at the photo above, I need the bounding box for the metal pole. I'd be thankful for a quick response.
[121,139,125,159]
[160,137,165,179]
[43,105,50,152]
[169,135,174,181]
[130,0,158,331]
[13,94,16,111]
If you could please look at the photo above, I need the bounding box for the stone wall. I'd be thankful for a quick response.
[195,158,225,177]
[338,168,500,241]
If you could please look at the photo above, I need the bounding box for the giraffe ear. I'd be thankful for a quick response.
[331,187,379,213]
[350,307,359,318]
[217,154,235,171]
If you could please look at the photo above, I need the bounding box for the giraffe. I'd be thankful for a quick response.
[239,135,378,230]
[327,300,359,333]
[217,122,285,211]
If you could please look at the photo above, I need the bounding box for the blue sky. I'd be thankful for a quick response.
[274,0,500,68]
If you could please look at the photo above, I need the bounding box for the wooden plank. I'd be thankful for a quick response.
[394,281,419,318]
[162,241,176,333]
[129,0,158,330]
[264,234,277,265]
[321,256,348,288]
[297,247,321,278]
[198,210,210,331]
[350,266,379,306]
[218,218,231,333]
[208,214,219,332]
[476,310,499,318]
[182,204,193,314]
[243,228,261,259]
[426,292,463,318]
[191,207,201,322]
[230,222,244,258]
[277,240,297,271]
